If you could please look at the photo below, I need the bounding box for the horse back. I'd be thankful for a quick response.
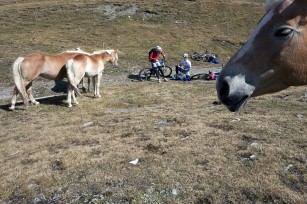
[73,54,103,76]
[70,54,89,73]
[41,52,82,79]
[20,53,46,81]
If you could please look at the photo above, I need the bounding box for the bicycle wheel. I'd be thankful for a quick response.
[191,52,200,60]
[191,53,205,61]
[162,66,172,77]
[190,73,209,80]
[139,68,152,81]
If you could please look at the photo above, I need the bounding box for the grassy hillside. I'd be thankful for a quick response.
[0,0,264,84]
[1,0,306,203]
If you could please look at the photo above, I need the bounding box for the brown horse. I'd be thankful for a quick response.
[65,49,118,107]
[216,0,307,112]
[78,49,114,93]
[9,49,89,110]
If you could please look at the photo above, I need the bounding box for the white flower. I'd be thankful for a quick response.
[129,158,139,165]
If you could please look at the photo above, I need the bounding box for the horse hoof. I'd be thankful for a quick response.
[8,106,15,111]
[67,104,72,108]
[31,101,39,105]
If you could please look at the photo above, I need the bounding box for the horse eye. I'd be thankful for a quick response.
[274,27,293,37]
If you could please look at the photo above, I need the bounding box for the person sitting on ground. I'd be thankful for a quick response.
[148,46,168,83]
[175,53,192,80]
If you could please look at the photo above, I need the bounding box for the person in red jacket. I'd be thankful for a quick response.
[148,46,168,83]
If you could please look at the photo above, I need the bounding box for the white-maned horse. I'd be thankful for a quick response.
[216,0,307,112]
[65,49,118,107]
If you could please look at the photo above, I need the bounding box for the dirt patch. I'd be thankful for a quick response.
[100,4,139,20]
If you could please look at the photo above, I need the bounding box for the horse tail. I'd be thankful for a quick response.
[12,57,29,105]
[66,59,82,96]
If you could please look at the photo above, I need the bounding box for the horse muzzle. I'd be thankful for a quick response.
[216,74,254,112]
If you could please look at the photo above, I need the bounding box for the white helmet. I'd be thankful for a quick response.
[183,53,189,58]
[156,46,162,51]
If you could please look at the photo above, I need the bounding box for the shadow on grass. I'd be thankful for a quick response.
[127,74,141,82]
[0,94,67,111]
[51,80,67,93]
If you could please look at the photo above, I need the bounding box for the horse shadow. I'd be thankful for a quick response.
[0,94,67,111]
[0,80,69,111]
[51,80,67,93]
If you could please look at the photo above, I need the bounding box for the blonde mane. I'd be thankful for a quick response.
[63,48,89,55]
[264,0,284,13]
[92,49,114,55]
[63,49,115,55]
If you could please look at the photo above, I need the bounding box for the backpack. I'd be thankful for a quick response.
[209,73,216,80]
[148,48,157,60]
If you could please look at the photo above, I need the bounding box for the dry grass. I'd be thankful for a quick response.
[0,0,306,203]
[0,81,306,203]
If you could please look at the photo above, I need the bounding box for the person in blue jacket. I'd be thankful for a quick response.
[175,53,192,80]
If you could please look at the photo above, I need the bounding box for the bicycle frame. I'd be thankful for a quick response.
[139,60,172,81]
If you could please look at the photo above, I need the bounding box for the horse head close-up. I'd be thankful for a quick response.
[216,0,307,112]
[110,50,119,68]
[98,49,119,68]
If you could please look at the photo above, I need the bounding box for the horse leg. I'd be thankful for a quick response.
[26,82,40,105]
[67,83,73,108]
[95,73,102,98]
[78,78,83,89]
[77,78,86,93]
[81,78,86,93]
[70,77,83,107]
[9,86,19,110]
[92,76,97,97]
[87,77,91,92]
[71,89,78,105]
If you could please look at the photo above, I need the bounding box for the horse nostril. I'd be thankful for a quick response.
[242,94,249,101]
[219,80,230,99]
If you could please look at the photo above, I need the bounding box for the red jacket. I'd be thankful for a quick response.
[149,49,164,62]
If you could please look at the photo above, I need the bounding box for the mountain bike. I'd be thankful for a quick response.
[139,60,172,81]
[190,73,210,80]
[190,71,220,80]
[191,50,219,63]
